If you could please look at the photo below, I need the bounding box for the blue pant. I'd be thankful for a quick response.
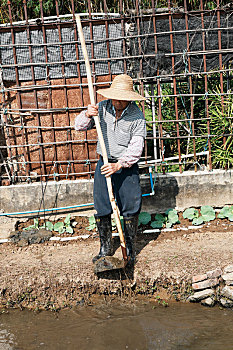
[93,157,142,218]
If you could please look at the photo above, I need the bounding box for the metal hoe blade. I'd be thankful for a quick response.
[94,256,128,274]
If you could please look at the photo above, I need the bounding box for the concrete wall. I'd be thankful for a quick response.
[143,169,233,213]
[1,169,233,213]
[0,169,233,238]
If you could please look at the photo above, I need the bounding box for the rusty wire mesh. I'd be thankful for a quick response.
[0,0,233,185]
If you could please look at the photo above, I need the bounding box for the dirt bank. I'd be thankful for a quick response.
[1,218,233,310]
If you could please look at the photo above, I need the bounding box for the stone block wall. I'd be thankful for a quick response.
[189,265,233,308]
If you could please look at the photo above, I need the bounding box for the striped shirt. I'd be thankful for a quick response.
[74,100,146,167]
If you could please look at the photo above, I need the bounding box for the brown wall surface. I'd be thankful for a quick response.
[0,75,113,183]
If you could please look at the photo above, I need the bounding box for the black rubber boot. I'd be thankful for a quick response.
[123,215,138,263]
[92,214,113,264]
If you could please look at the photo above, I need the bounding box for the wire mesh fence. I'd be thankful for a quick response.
[0,0,232,185]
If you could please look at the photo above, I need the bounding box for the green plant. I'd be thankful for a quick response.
[162,300,169,307]
[146,210,180,229]
[53,214,74,234]
[86,216,96,231]
[191,86,233,169]
[40,221,54,231]
[207,89,233,168]
[23,218,39,230]
[150,220,164,229]
[138,212,151,225]
[192,216,204,226]
[0,0,225,24]
[191,205,216,225]
[165,209,179,228]
[183,208,199,220]
[64,214,74,234]
[150,213,166,229]
[218,206,233,221]
[200,206,216,222]
[23,218,56,231]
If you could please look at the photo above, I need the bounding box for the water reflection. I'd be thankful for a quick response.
[0,302,233,350]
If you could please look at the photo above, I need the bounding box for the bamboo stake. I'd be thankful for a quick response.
[75,15,128,262]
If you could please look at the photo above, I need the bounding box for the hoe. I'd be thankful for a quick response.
[76,15,129,274]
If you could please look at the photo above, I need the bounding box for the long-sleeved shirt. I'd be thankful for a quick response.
[74,100,146,167]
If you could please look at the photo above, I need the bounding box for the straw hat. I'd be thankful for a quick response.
[97,74,146,101]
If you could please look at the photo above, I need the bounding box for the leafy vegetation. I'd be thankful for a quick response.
[86,216,96,231]
[84,205,233,232]
[22,204,233,236]
[200,205,216,222]
[192,88,233,169]
[139,209,180,229]
[0,0,230,23]
[151,213,166,229]
[23,214,77,234]
[165,209,180,228]
[138,212,151,225]
[145,72,233,172]
[81,205,230,232]
[183,208,199,220]
[53,214,75,234]
[138,205,230,229]
[192,216,204,226]
[182,205,216,226]
[23,218,40,231]
[218,206,233,221]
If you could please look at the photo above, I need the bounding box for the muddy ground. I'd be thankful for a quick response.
[1,215,233,310]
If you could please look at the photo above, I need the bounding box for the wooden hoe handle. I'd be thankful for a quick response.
[75,15,128,262]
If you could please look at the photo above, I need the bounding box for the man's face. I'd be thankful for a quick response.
[112,99,130,111]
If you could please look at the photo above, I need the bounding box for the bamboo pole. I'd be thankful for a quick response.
[75,15,128,262]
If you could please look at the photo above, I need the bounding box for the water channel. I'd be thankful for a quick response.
[0,301,232,350]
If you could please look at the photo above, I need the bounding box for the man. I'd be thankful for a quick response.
[75,74,146,264]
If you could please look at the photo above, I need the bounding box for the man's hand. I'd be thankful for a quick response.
[86,104,98,118]
[101,162,122,177]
